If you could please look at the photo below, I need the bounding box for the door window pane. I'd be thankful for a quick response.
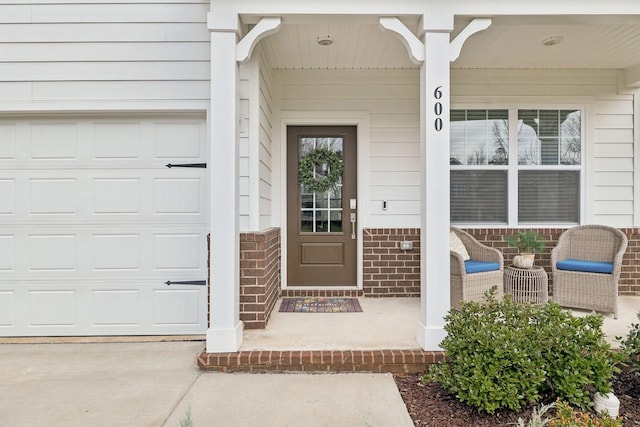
[301,210,314,232]
[330,211,343,232]
[315,210,329,233]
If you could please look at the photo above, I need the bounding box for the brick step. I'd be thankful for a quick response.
[198,349,445,374]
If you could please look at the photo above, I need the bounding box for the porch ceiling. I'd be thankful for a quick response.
[256,14,640,77]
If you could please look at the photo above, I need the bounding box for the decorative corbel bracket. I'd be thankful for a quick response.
[236,17,282,63]
[379,17,425,65]
[449,18,492,62]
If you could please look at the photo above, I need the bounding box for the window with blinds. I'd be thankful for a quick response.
[450,108,582,225]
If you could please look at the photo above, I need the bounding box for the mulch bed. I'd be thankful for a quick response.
[395,367,640,426]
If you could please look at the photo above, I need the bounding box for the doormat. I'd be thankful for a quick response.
[279,297,363,313]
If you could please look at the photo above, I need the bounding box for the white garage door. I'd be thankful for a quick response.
[0,114,209,336]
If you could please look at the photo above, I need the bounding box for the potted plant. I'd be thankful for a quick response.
[505,230,546,268]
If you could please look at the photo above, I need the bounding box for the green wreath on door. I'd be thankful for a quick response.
[298,147,343,193]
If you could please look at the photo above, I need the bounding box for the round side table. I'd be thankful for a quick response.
[504,265,549,304]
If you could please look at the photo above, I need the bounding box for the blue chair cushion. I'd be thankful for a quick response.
[464,260,500,274]
[556,259,613,274]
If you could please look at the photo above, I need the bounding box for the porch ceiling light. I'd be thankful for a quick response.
[542,36,563,46]
[317,35,334,46]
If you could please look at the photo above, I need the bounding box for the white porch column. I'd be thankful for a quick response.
[416,14,454,351]
[206,15,243,353]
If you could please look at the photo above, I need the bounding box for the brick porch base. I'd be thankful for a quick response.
[197,349,445,374]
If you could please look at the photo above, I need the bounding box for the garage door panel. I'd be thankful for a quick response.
[31,122,78,160]
[153,289,201,325]
[30,178,78,215]
[94,178,142,215]
[93,234,141,271]
[153,178,201,214]
[0,114,208,336]
[29,234,77,271]
[92,290,140,326]
[0,236,15,271]
[0,123,16,159]
[1,116,205,166]
[4,228,206,278]
[0,171,206,222]
[0,291,15,326]
[1,281,207,335]
[29,290,77,326]
[154,121,203,159]
[94,122,142,160]
[0,179,15,214]
[153,234,203,271]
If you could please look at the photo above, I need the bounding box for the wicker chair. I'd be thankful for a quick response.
[450,227,504,309]
[551,225,628,318]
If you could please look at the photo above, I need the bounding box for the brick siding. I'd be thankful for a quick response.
[207,226,639,332]
[362,227,640,297]
[198,348,445,374]
[620,228,640,294]
[239,228,281,329]
[363,228,421,297]
[282,288,363,297]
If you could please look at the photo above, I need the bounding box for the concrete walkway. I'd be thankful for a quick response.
[0,341,414,427]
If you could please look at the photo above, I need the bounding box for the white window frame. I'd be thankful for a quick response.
[451,104,586,228]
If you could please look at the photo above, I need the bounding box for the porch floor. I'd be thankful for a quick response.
[244,296,639,350]
[242,297,422,351]
[198,295,640,373]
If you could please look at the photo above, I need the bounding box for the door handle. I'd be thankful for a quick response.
[350,213,356,240]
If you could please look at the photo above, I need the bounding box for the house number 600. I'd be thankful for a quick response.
[434,86,443,131]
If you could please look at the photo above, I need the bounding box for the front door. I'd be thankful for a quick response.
[287,126,357,286]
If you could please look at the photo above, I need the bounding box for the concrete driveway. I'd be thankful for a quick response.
[0,341,414,427]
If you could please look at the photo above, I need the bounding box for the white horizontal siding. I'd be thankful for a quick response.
[259,49,275,231]
[369,142,419,157]
[594,158,633,172]
[1,3,206,23]
[594,186,633,200]
[238,79,250,231]
[369,156,420,171]
[0,43,210,62]
[238,47,276,233]
[593,172,634,186]
[453,68,635,226]
[24,82,210,101]
[278,69,421,227]
[591,91,635,225]
[279,68,636,227]
[0,62,209,81]
[0,23,208,43]
[593,143,634,158]
[0,1,209,106]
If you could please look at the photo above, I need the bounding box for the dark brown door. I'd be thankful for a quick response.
[287,126,357,286]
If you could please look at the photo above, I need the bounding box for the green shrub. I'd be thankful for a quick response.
[535,303,622,408]
[427,289,621,414]
[426,290,546,413]
[619,311,640,372]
